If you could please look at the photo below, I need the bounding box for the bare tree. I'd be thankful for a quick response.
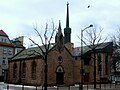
[28,21,56,90]
[82,26,106,89]
[110,28,120,83]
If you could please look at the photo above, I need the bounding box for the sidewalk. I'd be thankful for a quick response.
[0,82,120,90]
[83,84,120,90]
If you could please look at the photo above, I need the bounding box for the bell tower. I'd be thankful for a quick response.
[64,2,71,44]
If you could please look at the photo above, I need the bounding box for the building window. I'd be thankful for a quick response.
[13,63,17,78]
[2,38,3,42]
[8,49,12,55]
[4,39,6,42]
[84,58,90,65]
[75,56,77,60]
[2,57,6,65]
[2,70,5,76]
[3,57,6,59]
[84,54,91,65]
[2,60,5,63]
[58,56,63,64]
[3,49,7,54]
[105,53,108,75]
[98,53,102,72]
[31,61,37,79]
[22,62,26,78]
[17,49,20,53]
[2,60,5,65]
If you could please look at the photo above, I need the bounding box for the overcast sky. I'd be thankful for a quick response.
[0,0,120,47]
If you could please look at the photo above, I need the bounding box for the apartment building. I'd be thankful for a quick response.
[0,30,24,81]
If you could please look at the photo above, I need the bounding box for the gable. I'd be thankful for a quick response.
[48,45,73,62]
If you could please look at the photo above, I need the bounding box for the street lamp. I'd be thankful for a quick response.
[80,24,93,90]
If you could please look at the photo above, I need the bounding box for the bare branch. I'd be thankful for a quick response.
[80,25,107,51]
[47,22,56,50]
[44,23,48,37]
[83,36,92,45]
[33,24,45,46]
[28,37,44,55]
[44,23,48,45]
[77,35,80,40]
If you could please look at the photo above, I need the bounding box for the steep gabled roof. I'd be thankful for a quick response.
[0,30,8,36]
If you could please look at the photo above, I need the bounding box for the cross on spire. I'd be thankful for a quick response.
[67,2,69,6]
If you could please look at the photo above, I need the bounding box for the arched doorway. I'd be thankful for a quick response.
[56,66,64,85]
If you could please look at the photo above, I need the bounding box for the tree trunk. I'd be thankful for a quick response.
[44,53,48,90]
[93,49,96,89]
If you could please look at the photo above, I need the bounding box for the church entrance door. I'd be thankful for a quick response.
[56,72,64,84]
[56,66,64,85]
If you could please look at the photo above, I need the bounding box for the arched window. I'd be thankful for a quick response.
[56,66,64,73]
[13,63,17,78]
[22,62,26,78]
[31,60,37,79]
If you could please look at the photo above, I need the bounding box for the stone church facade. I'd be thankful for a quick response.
[7,3,113,85]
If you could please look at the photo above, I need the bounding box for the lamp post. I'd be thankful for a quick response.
[80,24,93,90]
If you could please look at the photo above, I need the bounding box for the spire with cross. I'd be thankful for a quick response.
[64,2,71,44]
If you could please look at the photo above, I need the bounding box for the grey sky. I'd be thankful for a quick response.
[0,0,120,47]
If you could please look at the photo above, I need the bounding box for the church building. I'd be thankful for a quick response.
[7,3,113,85]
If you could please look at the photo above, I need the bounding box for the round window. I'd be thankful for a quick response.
[58,56,63,64]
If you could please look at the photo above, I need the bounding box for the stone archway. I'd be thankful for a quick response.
[56,66,64,85]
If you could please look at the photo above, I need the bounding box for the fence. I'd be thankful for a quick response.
[1,83,120,90]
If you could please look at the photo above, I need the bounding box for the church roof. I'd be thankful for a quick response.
[73,42,113,56]
[11,44,54,60]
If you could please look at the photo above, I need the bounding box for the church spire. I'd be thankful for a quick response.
[55,20,64,52]
[64,2,71,44]
[66,2,69,28]
[58,20,62,33]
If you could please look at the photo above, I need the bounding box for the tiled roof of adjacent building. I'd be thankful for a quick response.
[0,30,8,36]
